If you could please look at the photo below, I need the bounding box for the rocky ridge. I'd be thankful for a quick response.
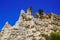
[0,7,60,40]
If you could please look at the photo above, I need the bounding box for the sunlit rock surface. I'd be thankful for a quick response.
[0,8,60,40]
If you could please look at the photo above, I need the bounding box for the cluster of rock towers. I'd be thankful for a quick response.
[0,7,60,40]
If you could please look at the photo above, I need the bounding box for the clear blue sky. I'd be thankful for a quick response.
[0,0,60,31]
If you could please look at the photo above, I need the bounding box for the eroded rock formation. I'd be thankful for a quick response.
[0,8,60,40]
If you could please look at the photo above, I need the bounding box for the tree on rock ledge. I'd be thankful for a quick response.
[35,9,44,18]
[38,9,43,15]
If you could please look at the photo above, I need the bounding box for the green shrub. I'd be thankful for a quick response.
[50,32,60,40]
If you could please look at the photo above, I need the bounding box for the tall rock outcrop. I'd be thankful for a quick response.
[0,8,60,40]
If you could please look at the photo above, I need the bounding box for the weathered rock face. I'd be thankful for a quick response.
[0,8,60,40]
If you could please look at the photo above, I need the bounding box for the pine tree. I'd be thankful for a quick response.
[38,9,43,15]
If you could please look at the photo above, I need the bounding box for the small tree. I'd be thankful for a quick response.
[38,9,44,19]
[34,9,44,18]
[38,9,43,15]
